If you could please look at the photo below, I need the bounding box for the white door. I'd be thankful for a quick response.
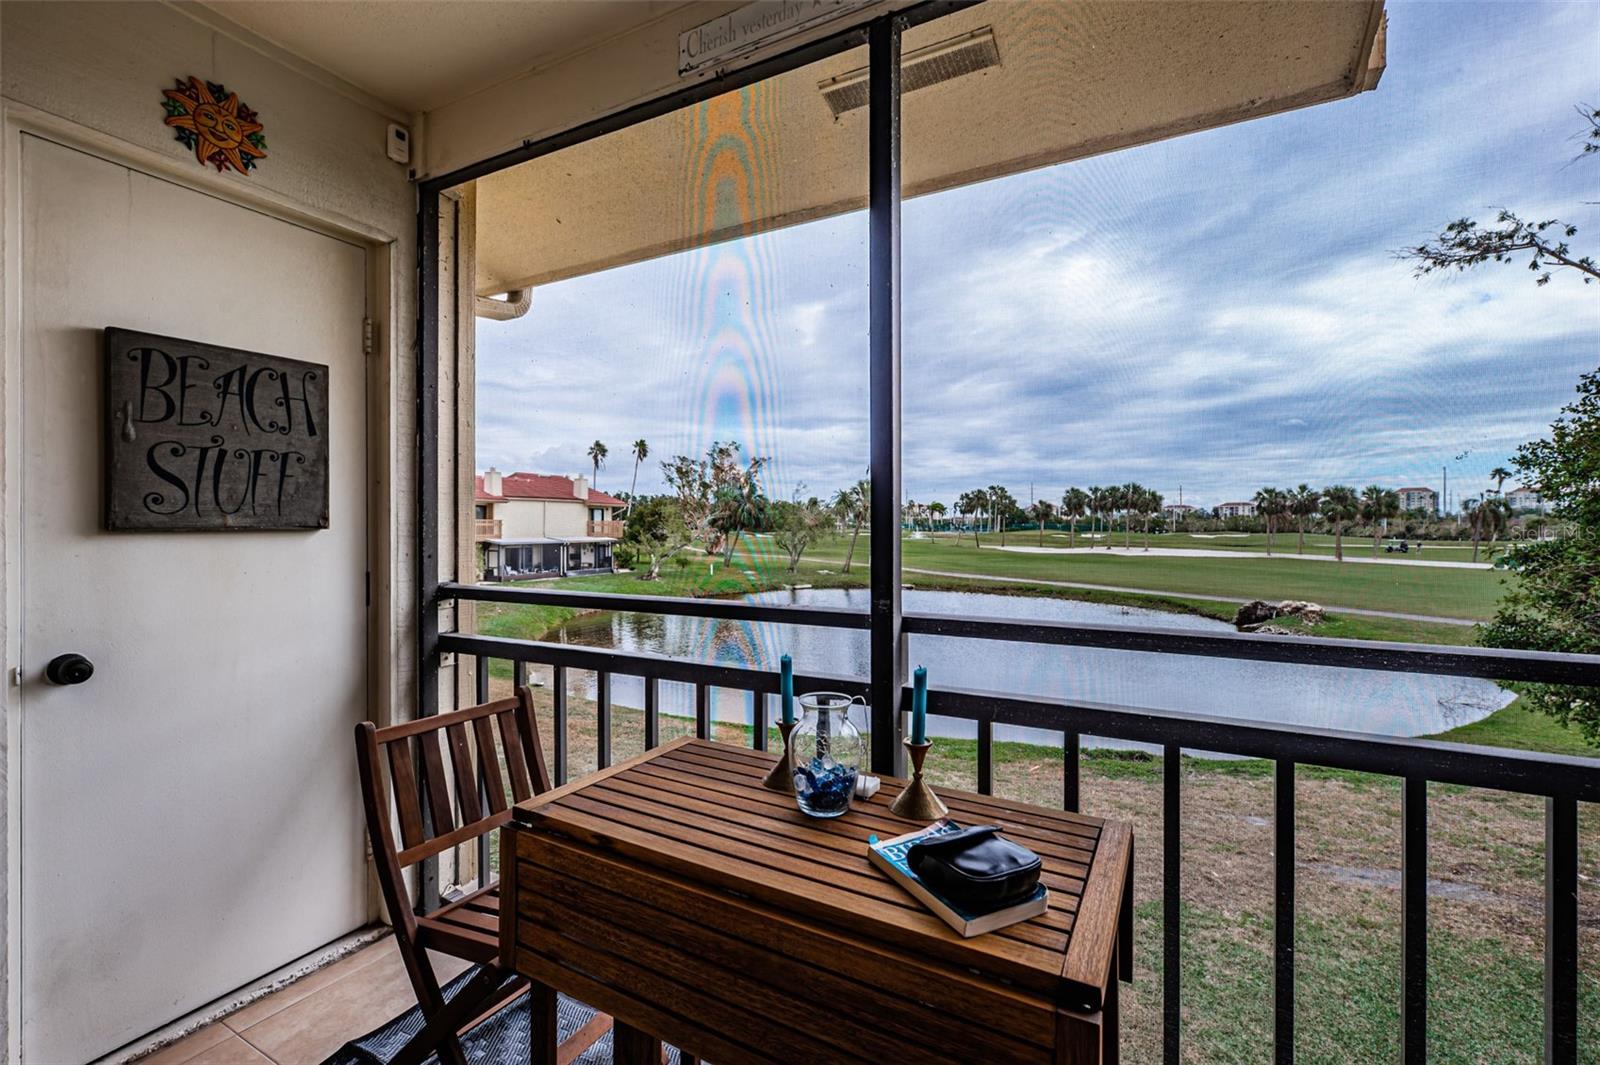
[17,135,370,1063]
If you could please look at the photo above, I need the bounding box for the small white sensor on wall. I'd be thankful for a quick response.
[386,123,410,165]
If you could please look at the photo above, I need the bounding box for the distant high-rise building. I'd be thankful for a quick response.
[1506,485,1544,512]
[1396,487,1438,514]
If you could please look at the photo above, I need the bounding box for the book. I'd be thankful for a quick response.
[867,819,1049,938]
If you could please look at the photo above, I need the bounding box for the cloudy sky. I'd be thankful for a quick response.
[477,0,1599,512]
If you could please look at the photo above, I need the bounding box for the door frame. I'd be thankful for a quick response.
[0,101,403,1062]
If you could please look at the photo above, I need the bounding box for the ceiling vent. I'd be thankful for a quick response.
[818,27,1000,119]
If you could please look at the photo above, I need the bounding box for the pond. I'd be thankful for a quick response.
[545,587,1510,748]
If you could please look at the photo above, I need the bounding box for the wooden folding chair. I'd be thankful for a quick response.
[355,687,611,1065]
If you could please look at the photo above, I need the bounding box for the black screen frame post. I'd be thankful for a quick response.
[412,1,976,907]
[867,14,906,777]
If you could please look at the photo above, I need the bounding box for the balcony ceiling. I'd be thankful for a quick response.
[197,1,1383,297]
[473,0,1384,297]
[200,1,695,113]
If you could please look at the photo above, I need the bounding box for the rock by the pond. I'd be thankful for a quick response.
[1279,600,1324,624]
[1234,600,1280,626]
[1233,599,1325,629]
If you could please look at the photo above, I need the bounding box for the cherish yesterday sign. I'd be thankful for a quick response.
[103,327,329,531]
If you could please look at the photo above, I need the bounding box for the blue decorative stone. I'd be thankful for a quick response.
[794,756,858,818]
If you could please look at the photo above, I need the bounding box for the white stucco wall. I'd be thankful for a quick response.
[1,0,429,727]
[0,2,434,1056]
[498,498,593,541]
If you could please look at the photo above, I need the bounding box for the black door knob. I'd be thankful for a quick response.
[46,653,94,686]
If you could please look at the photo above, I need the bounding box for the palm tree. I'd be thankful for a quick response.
[714,476,769,564]
[1360,484,1401,555]
[1086,486,1104,544]
[1061,487,1088,549]
[1254,487,1288,555]
[985,485,1003,538]
[988,485,1016,546]
[1098,485,1118,548]
[586,440,608,486]
[1140,488,1162,549]
[958,488,988,547]
[1464,495,1510,562]
[1321,485,1360,561]
[624,438,648,514]
[832,480,869,572]
[1030,499,1055,545]
[929,501,946,537]
[1253,487,1274,553]
[955,490,983,547]
[1489,466,1513,497]
[1289,484,1320,555]
[1121,483,1140,549]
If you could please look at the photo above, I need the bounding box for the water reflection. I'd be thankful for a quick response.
[549,587,1509,746]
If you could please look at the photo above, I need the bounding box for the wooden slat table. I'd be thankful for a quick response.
[502,737,1133,1065]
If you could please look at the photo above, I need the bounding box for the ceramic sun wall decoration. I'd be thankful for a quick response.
[161,76,267,176]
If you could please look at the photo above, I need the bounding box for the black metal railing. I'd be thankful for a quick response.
[438,583,1599,1065]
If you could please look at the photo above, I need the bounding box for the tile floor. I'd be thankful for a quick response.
[136,937,469,1065]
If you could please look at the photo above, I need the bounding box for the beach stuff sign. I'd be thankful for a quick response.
[104,328,329,530]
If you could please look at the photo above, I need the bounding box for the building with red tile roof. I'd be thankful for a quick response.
[475,471,625,508]
[473,469,626,579]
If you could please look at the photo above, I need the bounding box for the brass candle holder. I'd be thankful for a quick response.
[761,719,799,792]
[889,738,947,820]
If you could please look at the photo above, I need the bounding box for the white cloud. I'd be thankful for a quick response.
[474,0,1600,510]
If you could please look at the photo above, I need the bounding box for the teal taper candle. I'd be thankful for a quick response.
[780,654,794,724]
[911,665,928,745]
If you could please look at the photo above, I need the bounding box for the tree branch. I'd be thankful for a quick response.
[1398,211,1598,287]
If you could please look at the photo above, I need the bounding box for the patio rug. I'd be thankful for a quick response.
[321,965,684,1065]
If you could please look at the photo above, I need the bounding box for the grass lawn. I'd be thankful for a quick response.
[482,667,1598,1065]
[1431,694,1599,757]
[472,560,864,645]
[1018,528,1500,560]
[473,541,1485,652]
[795,531,1507,621]
[469,541,1256,643]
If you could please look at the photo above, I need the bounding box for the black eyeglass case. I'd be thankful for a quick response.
[905,824,1042,908]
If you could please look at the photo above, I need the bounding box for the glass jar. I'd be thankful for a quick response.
[790,692,866,818]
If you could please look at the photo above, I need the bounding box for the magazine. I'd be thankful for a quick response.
[867,819,1049,937]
